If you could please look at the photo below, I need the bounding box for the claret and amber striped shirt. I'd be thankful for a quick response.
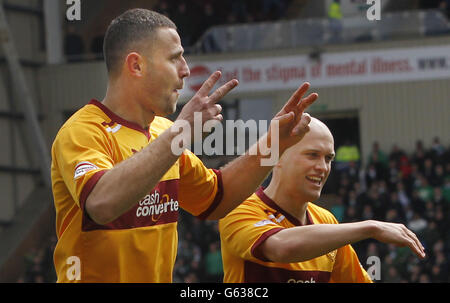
[51,99,223,282]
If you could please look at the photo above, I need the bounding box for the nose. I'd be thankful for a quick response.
[314,157,328,173]
[180,57,190,79]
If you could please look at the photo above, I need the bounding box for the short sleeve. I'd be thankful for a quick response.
[329,244,373,283]
[219,202,284,262]
[52,122,114,210]
[178,149,223,219]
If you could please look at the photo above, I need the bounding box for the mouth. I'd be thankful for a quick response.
[174,83,184,92]
[305,176,323,187]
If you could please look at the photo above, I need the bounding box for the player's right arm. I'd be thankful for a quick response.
[258,220,426,263]
[85,128,181,224]
[86,72,238,225]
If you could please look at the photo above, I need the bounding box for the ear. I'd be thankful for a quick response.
[125,52,144,77]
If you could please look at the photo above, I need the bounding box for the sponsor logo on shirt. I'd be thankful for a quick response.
[136,189,179,221]
[244,261,331,283]
[287,277,316,283]
[326,249,337,263]
[74,161,99,180]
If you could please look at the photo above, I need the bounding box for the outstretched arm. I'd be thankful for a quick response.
[85,72,238,225]
[259,220,426,263]
[205,83,319,220]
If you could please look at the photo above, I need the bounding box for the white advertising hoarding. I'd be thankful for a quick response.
[179,45,450,100]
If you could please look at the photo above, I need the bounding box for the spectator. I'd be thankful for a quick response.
[423,158,435,181]
[444,150,450,173]
[331,195,346,222]
[173,258,189,282]
[389,144,406,164]
[387,192,406,222]
[421,221,441,250]
[387,159,401,192]
[347,160,360,184]
[263,0,288,20]
[440,0,450,19]
[399,155,413,182]
[335,140,360,174]
[328,0,343,43]
[416,175,434,201]
[407,212,428,236]
[64,25,85,62]
[431,164,445,187]
[184,272,199,283]
[412,140,427,172]
[395,182,410,210]
[368,141,389,169]
[420,0,445,9]
[172,2,193,47]
[361,204,374,221]
[424,200,436,221]
[431,264,447,282]
[408,264,422,283]
[384,266,402,283]
[443,177,450,202]
[419,273,431,283]
[200,3,221,53]
[433,187,445,204]
[431,136,445,159]
[204,242,223,282]
[410,189,426,214]
[154,0,171,18]
[433,205,448,232]
[229,0,248,23]
[365,163,380,188]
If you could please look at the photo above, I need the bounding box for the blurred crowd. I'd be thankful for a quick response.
[155,0,291,48]
[332,137,450,282]
[17,236,57,283]
[174,211,224,283]
[64,0,292,61]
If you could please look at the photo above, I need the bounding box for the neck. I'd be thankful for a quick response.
[264,177,309,225]
[102,79,155,129]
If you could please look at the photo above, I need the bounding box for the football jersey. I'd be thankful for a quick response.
[51,99,223,283]
[219,187,373,283]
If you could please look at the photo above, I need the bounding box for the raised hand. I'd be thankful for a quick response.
[268,82,319,152]
[176,71,239,132]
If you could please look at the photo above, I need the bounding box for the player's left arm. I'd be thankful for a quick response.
[205,83,318,220]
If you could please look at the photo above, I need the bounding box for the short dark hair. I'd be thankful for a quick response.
[103,8,177,77]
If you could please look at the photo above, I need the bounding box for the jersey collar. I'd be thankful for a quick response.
[89,99,151,140]
[255,186,314,226]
